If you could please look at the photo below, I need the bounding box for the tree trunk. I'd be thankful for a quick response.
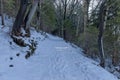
[36,2,40,31]
[62,0,67,39]
[23,0,38,36]
[76,16,80,36]
[83,0,90,53]
[112,40,119,66]
[98,0,108,68]
[12,0,28,36]
[112,47,119,66]
[25,0,38,30]
[1,0,4,26]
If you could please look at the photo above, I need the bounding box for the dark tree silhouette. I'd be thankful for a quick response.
[11,0,29,36]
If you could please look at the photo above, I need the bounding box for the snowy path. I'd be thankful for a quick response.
[0,19,119,80]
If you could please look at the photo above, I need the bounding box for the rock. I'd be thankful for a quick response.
[9,65,14,67]
[16,53,20,57]
[10,57,13,60]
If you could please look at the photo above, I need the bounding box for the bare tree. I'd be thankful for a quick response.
[54,0,82,38]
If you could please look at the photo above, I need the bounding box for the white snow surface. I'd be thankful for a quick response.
[0,18,118,80]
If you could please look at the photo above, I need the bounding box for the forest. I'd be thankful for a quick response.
[0,0,120,79]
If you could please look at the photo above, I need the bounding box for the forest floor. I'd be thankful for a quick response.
[0,17,119,80]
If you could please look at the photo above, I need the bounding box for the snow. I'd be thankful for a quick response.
[0,17,119,80]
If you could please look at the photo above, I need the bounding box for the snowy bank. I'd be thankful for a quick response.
[0,18,118,80]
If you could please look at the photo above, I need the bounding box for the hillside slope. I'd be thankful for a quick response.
[0,18,118,80]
